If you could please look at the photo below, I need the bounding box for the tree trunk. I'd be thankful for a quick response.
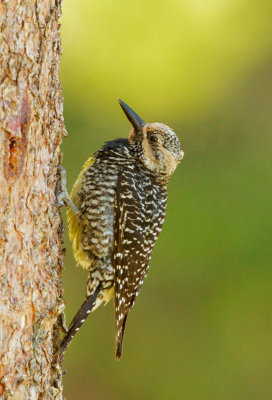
[0,1,66,398]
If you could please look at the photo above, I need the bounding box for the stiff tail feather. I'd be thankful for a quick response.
[115,314,128,360]
[59,284,101,360]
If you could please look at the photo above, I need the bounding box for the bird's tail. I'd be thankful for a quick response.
[115,313,128,360]
[58,284,101,360]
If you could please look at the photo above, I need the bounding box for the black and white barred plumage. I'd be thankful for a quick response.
[58,100,183,360]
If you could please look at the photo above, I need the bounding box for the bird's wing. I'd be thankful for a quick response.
[114,165,153,359]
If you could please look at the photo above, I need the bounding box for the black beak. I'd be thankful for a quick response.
[118,99,145,131]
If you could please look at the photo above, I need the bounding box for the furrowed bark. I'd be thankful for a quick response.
[0,0,67,398]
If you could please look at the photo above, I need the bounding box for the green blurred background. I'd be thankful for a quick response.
[60,1,272,399]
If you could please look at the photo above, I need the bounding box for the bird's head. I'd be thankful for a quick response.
[119,99,184,177]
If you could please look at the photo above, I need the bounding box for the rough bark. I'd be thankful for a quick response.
[0,0,66,398]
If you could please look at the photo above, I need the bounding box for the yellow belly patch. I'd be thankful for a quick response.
[67,156,95,269]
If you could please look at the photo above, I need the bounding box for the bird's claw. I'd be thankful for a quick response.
[54,192,66,207]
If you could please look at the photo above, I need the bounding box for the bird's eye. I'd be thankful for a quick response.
[149,135,158,143]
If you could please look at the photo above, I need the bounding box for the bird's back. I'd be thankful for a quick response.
[67,139,131,270]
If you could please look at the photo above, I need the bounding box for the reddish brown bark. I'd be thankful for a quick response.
[0,0,66,398]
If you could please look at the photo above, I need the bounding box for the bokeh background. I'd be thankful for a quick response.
[60,1,272,399]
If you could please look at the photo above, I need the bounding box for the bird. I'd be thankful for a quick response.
[57,99,184,360]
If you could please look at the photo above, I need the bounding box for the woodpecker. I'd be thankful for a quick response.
[57,99,184,360]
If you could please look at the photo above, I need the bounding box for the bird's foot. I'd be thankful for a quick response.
[55,166,69,207]
[59,310,69,334]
